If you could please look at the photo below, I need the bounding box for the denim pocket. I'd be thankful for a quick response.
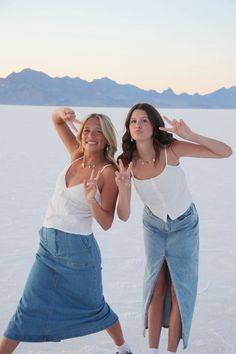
[93,237,102,265]
[81,235,93,252]
[37,227,48,257]
[66,235,94,269]
[38,227,48,246]
[144,205,156,218]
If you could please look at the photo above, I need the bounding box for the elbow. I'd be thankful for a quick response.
[100,216,114,231]
[221,146,233,158]
[102,223,112,231]
[121,215,130,222]
[226,146,233,157]
[117,211,130,222]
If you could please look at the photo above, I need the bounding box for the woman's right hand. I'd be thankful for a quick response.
[62,107,76,123]
[52,107,82,131]
[115,159,133,190]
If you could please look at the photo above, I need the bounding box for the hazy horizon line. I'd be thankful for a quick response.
[1,67,236,97]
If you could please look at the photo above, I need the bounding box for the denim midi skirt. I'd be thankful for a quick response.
[142,203,199,349]
[4,227,118,342]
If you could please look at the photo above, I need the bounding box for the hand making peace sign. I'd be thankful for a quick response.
[84,168,101,203]
[115,159,133,190]
[61,107,83,132]
[159,116,193,140]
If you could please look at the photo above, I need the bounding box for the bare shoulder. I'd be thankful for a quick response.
[166,142,181,164]
[99,164,118,197]
[99,164,117,190]
[100,164,117,180]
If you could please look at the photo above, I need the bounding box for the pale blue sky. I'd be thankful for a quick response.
[1,0,236,94]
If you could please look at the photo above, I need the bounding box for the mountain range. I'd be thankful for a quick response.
[0,68,235,108]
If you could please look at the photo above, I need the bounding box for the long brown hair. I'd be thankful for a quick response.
[119,103,176,166]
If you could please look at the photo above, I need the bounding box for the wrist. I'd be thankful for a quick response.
[187,131,199,142]
[118,184,131,192]
[87,197,97,206]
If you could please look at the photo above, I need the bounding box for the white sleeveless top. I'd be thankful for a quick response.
[43,159,111,235]
[133,148,192,221]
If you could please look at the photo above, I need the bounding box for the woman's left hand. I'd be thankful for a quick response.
[84,169,101,204]
[159,116,193,140]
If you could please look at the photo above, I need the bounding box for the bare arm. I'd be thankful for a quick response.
[116,184,131,221]
[160,116,233,159]
[115,160,133,221]
[52,107,82,157]
[84,167,118,230]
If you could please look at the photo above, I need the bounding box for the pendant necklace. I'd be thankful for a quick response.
[81,158,96,169]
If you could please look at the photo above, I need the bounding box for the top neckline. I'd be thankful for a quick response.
[132,163,180,182]
[64,157,112,189]
[132,147,180,182]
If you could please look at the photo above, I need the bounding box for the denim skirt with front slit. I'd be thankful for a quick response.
[4,227,118,342]
[142,203,199,349]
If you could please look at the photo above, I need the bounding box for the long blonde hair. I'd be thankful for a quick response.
[72,113,117,165]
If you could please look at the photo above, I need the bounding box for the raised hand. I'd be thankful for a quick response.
[115,159,133,190]
[58,107,83,132]
[159,116,193,140]
[84,169,101,204]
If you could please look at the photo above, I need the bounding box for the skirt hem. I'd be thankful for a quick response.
[4,315,119,343]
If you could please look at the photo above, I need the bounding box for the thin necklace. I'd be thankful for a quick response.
[137,157,156,165]
[81,158,96,169]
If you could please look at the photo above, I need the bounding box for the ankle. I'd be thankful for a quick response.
[116,342,132,353]
[148,349,159,354]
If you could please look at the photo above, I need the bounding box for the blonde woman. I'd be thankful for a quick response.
[0,108,132,354]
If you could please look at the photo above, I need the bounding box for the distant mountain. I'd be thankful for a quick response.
[0,68,235,108]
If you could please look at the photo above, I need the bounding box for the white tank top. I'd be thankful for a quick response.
[133,148,192,221]
[43,159,111,235]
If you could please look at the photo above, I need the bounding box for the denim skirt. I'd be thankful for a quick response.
[4,227,118,342]
[142,203,199,349]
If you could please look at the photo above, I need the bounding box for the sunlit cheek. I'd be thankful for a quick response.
[98,135,107,146]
